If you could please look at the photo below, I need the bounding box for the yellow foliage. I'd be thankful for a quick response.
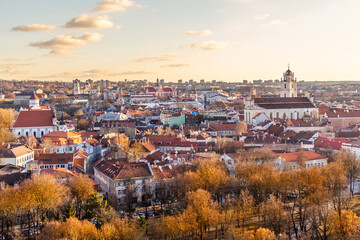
[329,210,360,239]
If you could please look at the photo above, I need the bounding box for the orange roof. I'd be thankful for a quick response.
[13,109,55,128]
[279,151,326,163]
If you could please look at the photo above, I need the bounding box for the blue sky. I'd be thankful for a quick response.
[1,0,359,82]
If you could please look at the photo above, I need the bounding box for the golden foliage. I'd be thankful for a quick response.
[0,108,15,128]
[329,210,360,240]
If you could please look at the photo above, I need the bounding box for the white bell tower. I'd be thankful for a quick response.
[280,65,297,98]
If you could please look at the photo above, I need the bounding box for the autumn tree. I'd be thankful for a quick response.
[77,119,89,130]
[0,129,15,143]
[235,121,247,139]
[21,174,69,236]
[236,228,276,240]
[185,189,220,240]
[183,158,230,202]
[335,150,360,196]
[329,210,360,240]
[0,108,15,128]
[235,189,256,227]
[68,174,95,219]
[74,108,84,117]
[37,217,98,240]
[260,195,287,235]
[100,218,144,240]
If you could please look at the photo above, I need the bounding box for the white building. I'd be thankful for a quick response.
[94,160,154,206]
[275,151,327,171]
[0,145,34,167]
[244,67,318,124]
[12,108,57,138]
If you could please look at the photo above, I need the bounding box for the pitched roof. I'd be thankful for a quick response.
[326,109,360,118]
[95,160,152,180]
[278,151,326,163]
[13,109,55,128]
[0,145,33,158]
[37,153,74,165]
[209,124,237,131]
[253,97,316,109]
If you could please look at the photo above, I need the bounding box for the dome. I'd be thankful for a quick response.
[285,69,293,75]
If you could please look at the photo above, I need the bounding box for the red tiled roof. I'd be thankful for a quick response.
[326,109,360,118]
[253,97,315,109]
[95,160,152,180]
[13,109,55,128]
[279,151,326,162]
[38,153,74,165]
[209,124,236,131]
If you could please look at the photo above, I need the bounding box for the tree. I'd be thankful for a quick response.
[0,108,15,128]
[100,218,144,240]
[101,100,110,110]
[329,210,360,240]
[236,189,255,227]
[0,129,15,143]
[74,109,84,117]
[183,158,230,203]
[236,228,276,240]
[68,175,95,219]
[260,195,287,235]
[114,134,130,151]
[21,174,69,236]
[37,217,98,240]
[185,189,221,240]
[335,151,360,196]
[77,119,89,130]
[235,121,247,138]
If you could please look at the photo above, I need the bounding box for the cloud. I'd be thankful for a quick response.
[29,32,103,56]
[185,30,213,37]
[34,68,152,79]
[135,55,177,62]
[188,41,229,50]
[253,13,270,20]
[0,63,33,75]
[11,24,56,33]
[160,64,190,68]
[5,58,18,62]
[94,0,141,13]
[64,14,121,29]
[262,19,286,27]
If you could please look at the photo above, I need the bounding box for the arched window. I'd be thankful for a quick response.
[290,112,293,119]
[283,113,286,119]
[270,112,273,119]
[276,112,279,118]
[284,84,287,89]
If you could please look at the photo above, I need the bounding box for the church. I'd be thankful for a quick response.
[244,67,318,124]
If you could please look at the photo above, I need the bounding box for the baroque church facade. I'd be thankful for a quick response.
[244,67,318,124]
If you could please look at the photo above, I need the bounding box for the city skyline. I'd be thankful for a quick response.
[1,0,360,82]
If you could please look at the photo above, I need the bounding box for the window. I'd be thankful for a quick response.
[284,84,286,89]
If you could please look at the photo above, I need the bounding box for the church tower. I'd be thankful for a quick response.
[29,91,40,108]
[280,65,297,98]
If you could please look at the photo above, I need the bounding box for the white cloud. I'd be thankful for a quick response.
[135,55,177,62]
[262,19,286,27]
[64,14,121,29]
[94,0,141,13]
[188,41,229,50]
[12,24,56,32]
[185,30,213,37]
[29,33,103,56]
[160,64,190,68]
[253,13,270,20]
[0,63,33,75]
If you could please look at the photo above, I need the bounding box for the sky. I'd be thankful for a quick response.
[1,0,360,82]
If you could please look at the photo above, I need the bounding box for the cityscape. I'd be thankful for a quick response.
[2,0,360,240]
